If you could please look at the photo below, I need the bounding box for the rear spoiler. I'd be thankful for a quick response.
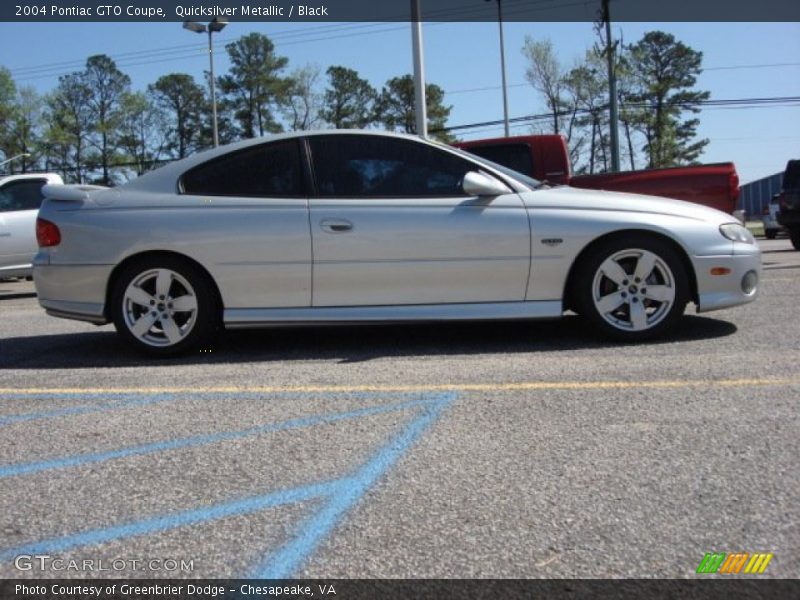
[42,183,109,201]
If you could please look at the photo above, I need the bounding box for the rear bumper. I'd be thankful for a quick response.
[693,247,761,313]
[33,261,112,324]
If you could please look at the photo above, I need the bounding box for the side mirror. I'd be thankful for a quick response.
[462,171,512,197]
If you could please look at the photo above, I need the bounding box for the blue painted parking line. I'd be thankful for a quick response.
[0,392,454,575]
[0,396,441,479]
[0,479,337,560]
[0,394,175,426]
[253,392,453,578]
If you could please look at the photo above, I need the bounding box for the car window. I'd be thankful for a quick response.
[181,140,305,197]
[0,179,48,213]
[309,135,474,198]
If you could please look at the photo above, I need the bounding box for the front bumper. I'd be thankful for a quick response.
[693,246,761,313]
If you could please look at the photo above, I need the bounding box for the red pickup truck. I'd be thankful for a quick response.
[455,135,740,214]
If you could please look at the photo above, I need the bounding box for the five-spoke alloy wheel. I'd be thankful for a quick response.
[111,256,218,355]
[575,236,689,341]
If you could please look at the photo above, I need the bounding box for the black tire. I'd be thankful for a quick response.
[790,227,800,251]
[765,230,777,240]
[110,256,219,356]
[574,235,689,342]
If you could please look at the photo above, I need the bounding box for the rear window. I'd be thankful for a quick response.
[181,140,305,198]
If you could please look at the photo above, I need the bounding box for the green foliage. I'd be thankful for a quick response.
[218,33,290,138]
[625,31,710,167]
[82,54,132,184]
[377,75,454,143]
[150,73,207,158]
[320,66,377,129]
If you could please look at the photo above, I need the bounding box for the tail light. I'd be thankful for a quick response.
[36,218,61,247]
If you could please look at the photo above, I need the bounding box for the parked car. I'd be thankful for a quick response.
[34,131,761,355]
[775,159,800,250]
[0,172,64,279]
[761,196,784,239]
[455,135,740,214]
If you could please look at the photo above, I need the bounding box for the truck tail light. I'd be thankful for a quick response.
[36,218,61,247]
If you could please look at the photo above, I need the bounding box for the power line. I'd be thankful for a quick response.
[433,96,800,134]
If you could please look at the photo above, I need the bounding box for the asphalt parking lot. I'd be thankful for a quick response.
[0,238,798,579]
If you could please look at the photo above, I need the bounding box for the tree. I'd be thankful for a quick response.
[150,73,206,158]
[5,86,43,173]
[522,37,566,135]
[218,33,290,138]
[282,65,323,131]
[377,75,454,143]
[320,66,377,129]
[46,72,92,183]
[626,31,709,167]
[0,67,18,166]
[83,54,131,184]
[117,91,168,177]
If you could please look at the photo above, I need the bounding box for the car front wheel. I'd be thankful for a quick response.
[575,236,689,341]
[110,257,218,355]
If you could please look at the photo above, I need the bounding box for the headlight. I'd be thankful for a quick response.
[719,223,755,244]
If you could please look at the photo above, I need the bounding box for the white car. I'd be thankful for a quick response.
[0,172,63,279]
[33,131,761,355]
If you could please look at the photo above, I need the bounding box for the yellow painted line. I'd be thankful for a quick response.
[0,378,797,395]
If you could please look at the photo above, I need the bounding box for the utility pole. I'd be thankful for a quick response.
[602,0,620,172]
[487,0,510,137]
[411,0,428,138]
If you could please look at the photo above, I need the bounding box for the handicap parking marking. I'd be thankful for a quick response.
[0,395,446,479]
[0,392,454,578]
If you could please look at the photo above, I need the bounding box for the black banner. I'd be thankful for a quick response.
[2,579,800,600]
[2,0,800,23]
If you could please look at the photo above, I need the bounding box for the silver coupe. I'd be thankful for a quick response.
[33,130,761,355]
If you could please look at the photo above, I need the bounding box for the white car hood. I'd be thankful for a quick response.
[522,185,735,226]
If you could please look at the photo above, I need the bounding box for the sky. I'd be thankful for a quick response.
[0,20,798,183]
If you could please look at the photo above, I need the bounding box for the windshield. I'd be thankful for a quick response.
[447,145,543,191]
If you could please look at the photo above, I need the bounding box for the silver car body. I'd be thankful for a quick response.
[0,173,63,279]
[33,130,760,329]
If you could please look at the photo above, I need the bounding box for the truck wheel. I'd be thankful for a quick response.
[110,256,219,356]
[790,227,800,251]
[575,235,689,342]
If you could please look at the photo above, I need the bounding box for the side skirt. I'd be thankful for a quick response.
[224,301,563,328]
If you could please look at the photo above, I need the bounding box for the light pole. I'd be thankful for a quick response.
[411,0,428,138]
[184,17,227,148]
[486,0,510,137]
[0,153,31,172]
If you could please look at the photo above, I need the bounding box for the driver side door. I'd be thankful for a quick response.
[307,134,531,307]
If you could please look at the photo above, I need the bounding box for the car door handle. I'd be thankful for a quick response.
[320,219,353,233]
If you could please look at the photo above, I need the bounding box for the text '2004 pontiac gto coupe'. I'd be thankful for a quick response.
[34,130,761,355]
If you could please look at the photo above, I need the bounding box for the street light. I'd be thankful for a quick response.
[183,17,228,148]
[0,153,31,170]
[486,0,510,137]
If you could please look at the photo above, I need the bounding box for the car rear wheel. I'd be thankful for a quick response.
[575,236,689,341]
[110,257,218,356]
[789,227,800,251]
